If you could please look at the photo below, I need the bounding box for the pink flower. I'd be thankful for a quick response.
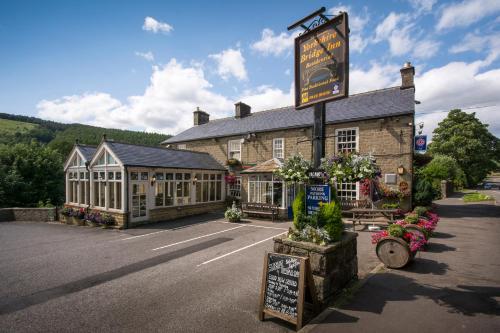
[371,230,389,244]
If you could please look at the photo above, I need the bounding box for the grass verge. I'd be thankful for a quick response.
[463,192,494,202]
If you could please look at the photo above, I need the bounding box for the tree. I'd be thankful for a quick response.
[0,142,64,207]
[429,109,499,185]
[422,155,467,189]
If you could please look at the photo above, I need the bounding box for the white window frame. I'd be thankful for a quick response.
[227,176,242,199]
[227,139,242,161]
[177,144,187,150]
[247,174,285,208]
[273,138,284,159]
[335,127,359,200]
[335,127,359,154]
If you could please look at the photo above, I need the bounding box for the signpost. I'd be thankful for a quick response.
[306,185,331,215]
[258,253,318,330]
[288,7,349,168]
[414,134,427,152]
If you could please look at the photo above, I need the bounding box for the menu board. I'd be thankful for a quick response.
[259,253,317,329]
[294,12,349,108]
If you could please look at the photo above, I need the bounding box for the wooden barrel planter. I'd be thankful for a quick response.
[405,224,428,240]
[376,236,414,268]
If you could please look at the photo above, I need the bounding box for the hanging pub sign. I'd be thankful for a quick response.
[294,12,349,109]
[414,134,427,152]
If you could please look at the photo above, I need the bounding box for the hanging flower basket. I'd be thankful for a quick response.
[321,153,381,184]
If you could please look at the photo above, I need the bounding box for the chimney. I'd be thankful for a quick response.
[235,102,251,118]
[193,107,210,126]
[400,61,415,90]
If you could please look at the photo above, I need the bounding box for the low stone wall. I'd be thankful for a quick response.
[63,204,127,229]
[273,231,358,305]
[0,208,57,222]
[145,202,226,227]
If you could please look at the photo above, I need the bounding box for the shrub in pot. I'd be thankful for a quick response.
[224,202,242,222]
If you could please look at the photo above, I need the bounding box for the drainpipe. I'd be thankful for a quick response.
[85,161,91,213]
[124,166,129,229]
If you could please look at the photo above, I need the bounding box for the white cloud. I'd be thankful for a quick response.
[437,0,500,31]
[408,0,436,13]
[135,51,155,62]
[350,62,401,94]
[142,16,173,34]
[328,5,370,52]
[37,59,234,134]
[412,39,440,59]
[250,29,299,57]
[209,48,248,81]
[450,31,500,63]
[238,84,294,112]
[415,59,500,138]
[374,12,440,59]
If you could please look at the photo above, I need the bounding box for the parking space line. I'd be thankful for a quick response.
[119,229,172,241]
[197,231,287,266]
[219,221,288,231]
[151,225,244,251]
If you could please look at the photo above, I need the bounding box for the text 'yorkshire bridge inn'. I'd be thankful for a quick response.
[64,62,416,228]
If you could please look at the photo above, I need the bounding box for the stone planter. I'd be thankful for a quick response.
[64,216,76,225]
[76,218,85,226]
[273,231,358,305]
[85,220,98,227]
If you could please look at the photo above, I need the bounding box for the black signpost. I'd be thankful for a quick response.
[288,7,349,168]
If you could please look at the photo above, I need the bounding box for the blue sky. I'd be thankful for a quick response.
[0,0,499,138]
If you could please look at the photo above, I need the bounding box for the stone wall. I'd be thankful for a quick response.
[146,202,225,227]
[273,232,358,305]
[64,204,127,229]
[0,208,57,222]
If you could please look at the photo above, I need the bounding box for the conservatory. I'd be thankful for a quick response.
[63,138,226,228]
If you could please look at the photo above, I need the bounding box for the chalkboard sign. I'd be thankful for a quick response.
[258,253,318,330]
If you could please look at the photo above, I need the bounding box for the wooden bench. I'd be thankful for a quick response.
[349,208,400,231]
[241,203,279,222]
[341,199,370,211]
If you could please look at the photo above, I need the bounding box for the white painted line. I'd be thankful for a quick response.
[151,225,245,251]
[197,231,287,266]
[119,229,171,241]
[219,221,288,231]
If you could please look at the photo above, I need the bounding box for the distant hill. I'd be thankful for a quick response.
[0,113,171,157]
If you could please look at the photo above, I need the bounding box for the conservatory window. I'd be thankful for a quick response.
[228,140,241,160]
[154,172,176,207]
[195,173,222,203]
[273,138,284,159]
[107,171,122,210]
[248,174,284,208]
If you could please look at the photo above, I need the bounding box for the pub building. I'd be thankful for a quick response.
[64,62,416,227]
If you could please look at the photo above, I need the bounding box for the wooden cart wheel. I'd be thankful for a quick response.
[405,224,428,240]
[376,236,412,268]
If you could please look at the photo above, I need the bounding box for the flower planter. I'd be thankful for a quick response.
[405,224,428,241]
[273,231,358,305]
[375,236,415,268]
[85,220,99,227]
[227,218,240,223]
[76,219,86,226]
[65,216,77,225]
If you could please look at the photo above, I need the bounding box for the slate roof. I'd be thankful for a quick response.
[164,87,415,144]
[105,141,225,171]
[76,145,97,161]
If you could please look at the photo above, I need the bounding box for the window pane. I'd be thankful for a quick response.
[115,172,122,180]
[100,172,105,180]
[210,181,216,201]
[184,173,191,180]
[183,181,190,203]
[216,181,221,201]
[165,182,174,206]
[273,182,283,207]
[106,153,116,165]
[141,172,149,180]
[80,172,85,179]
[165,173,173,180]
[155,172,164,180]
[203,174,209,180]
[203,182,209,202]
[196,182,202,203]
[176,182,183,198]
[94,182,99,206]
[79,181,85,204]
[175,173,183,180]
[100,182,106,207]
[108,172,114,180]
[131,172,138,180]
[155,183,164,207]
[116,182,122,209]
[108,182,115,209]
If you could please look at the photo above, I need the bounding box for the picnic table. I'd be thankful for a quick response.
[348,208,399,231]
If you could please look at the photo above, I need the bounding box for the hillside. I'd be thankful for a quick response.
[0,113,171,157]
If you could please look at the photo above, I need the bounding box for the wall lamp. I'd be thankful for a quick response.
[193,175,198,185]
[397,165,405,175]
[150,174,157,186]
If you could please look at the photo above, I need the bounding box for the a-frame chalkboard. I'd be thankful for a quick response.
[258,252,319,330]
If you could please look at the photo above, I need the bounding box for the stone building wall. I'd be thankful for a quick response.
[0,208,57,222]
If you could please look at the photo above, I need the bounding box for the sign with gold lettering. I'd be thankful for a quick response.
[294,12,349,109]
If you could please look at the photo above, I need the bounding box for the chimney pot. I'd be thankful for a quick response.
[235,102,251,118]
[193,108,210,126]
[400,61,415,90]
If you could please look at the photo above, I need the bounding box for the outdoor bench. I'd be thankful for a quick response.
[241,203,279,222]
[349,208,400,231]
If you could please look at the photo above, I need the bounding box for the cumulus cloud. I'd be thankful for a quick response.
[142,16,173,34]
[437,0,500,31]
[37,60,234,134]
[209,47,248,81]
[374,12,440,59]
[328,5,370,52]
[250,29,299,57]
[415,59,500,138]
[408,0,436,13]
[238,84,294,112]
[450,31,500,63]
[350,62,401,93]
[135,51,155,62]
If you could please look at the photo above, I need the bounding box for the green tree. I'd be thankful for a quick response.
[429,109,499,185]
[0,142,64,207]
[422,155,467,189]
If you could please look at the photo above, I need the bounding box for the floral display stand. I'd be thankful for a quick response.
[273,231,358,306]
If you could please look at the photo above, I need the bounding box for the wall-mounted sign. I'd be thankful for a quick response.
[306,185,331,215]
[414,135,427,152]
[294,12,349,109]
